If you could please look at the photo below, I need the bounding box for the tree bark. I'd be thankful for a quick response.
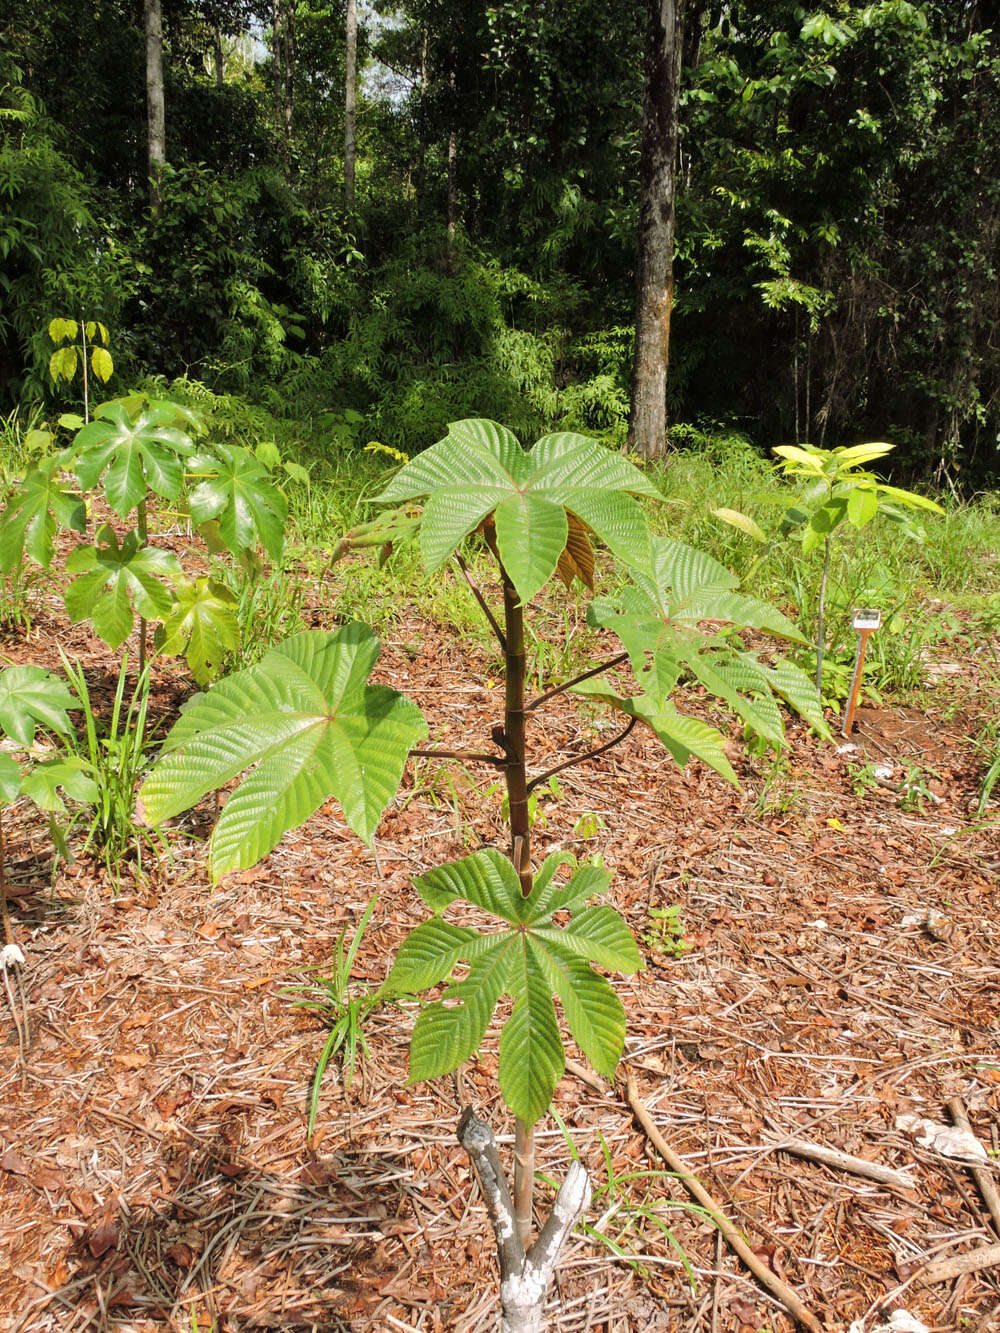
[213,25,225,86]
[272,0,294,150]
[446,64,458,262]
[344,0,358,207]
[458,1108,591,1333]
[627,0,684,459]
[144,0,166,213]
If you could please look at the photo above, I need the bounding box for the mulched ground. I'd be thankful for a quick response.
[1,561,999,1333]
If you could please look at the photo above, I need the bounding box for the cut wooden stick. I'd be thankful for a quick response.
[921,1241,1000,1284]
[625,1074,824,1333]
[762,1118,916,1191]
[947,1097,1000,1238]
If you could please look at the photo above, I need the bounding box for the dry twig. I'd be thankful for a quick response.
[625,1073,824,1333]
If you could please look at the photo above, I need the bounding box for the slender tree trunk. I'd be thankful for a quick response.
[627,0,684,459]
[416,26,428,209]
[272,0,294,151]
[498,560,535,1251]
[282,0,294,142]
[213,25,225,86]
[344,0,358,207]
[144,0,166,213]
[446,62,458,263]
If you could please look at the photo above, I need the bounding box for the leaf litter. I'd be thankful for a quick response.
[0,572,998,1333]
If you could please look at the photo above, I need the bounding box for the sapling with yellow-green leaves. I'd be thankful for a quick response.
[714,440,944,692]
[141,419,828,1331]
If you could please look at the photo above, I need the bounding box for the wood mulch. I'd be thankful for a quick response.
[1,569,999,1333]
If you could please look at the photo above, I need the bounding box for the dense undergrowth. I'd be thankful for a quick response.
[3,385,999,718]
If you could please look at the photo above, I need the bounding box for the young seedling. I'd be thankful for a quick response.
[143,419,828,1330]
[714,440,943,690]
[47,317,114,423]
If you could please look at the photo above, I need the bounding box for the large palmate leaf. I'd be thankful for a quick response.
[187,442,288,559]
[582,535,828,761]
[142,626,427,877]
[20,756,98,813]
[0,665,77,744]
[73,402,197,518]
[383,848,641,1126]
[154,576,240,686]
[0,455,86,572]
[373,419,662,602]
[64,526,181,650]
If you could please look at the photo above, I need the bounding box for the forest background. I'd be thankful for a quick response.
[2,0,999,481]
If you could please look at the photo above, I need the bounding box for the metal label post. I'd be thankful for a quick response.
[841,608,882,737]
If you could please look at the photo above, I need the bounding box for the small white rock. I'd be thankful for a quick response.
[873,762,894,780]
[850,1312,929,1333]
[836,742,859,755]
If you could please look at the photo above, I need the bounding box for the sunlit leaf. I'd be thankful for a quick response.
[384,848,639,1125]
[142,626,428,876]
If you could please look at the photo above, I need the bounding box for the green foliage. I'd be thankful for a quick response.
[61,655,163,879]
[146,419,827,1132]
[583,535,828,774]
[141,626,428,877]
[375,418,662,602]
[188,442,289,561]
[73,399,198,519]
[383,849,640,1126]
[0,453,85,572]
[643,905,692,959]
[286,895,379,1136]
[47,317,113,389]
[154,577,240,687]
[64,525,180,650]
[0,664,76,744]
[714,440,943,688]
[0,663,97,868]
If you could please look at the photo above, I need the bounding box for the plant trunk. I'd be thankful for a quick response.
[627,0,684,459]
[499,562,535,1250]
[344,0,358,207]
[137,499,149,674]
[416,27,429,208]
[272,0,294,150]
[458,1108,591,1333]
[79,318,90,424]
[144,0,166,213]
[815,532,831,692]
[213,26,225,86]
[0,811,12,947]
[446,64,458,264]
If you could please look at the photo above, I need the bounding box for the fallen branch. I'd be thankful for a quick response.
[947,1098,1000,1237]
[920,1241,1000,1284]
[625,1074,824,1333]
[458,1106,591,1333]
[762,1118,916,1191]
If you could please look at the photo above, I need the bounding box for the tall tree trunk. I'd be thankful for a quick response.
[415,25,428,209]
[213,25,225,86]
[144,0,166,214]
[282,0,294,141]
[344,0,358,207]
[627,0,684,459]
[446,64,458,266]
[272,0,294,152]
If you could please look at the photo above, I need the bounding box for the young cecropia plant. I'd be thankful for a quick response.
[143,419,827,1328]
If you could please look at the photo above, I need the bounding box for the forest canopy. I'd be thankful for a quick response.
[2,0,998,480]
